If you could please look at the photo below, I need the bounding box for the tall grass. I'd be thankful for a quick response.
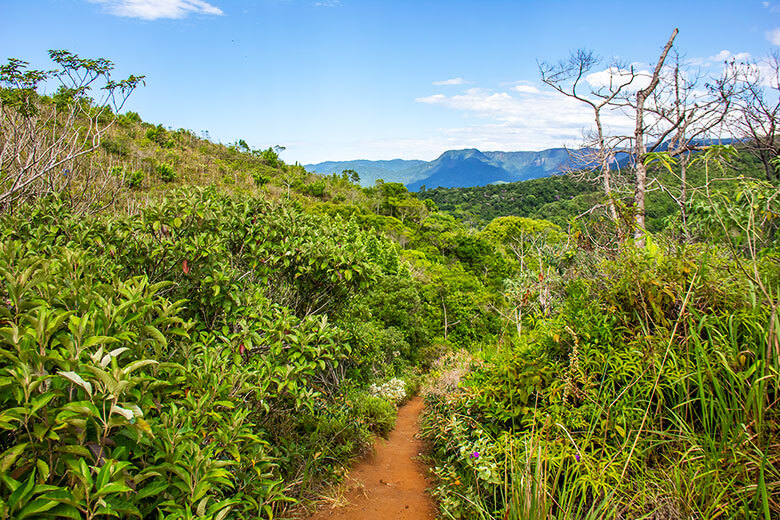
[423,245,780,519]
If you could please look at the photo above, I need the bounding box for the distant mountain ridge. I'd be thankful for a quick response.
[305,147,576,190]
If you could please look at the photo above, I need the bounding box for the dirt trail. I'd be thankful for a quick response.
[308,396,437,520]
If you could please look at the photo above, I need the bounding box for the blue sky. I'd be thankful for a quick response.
[1,0,778,163]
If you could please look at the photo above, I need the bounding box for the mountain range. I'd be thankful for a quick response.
[305,148,577,190]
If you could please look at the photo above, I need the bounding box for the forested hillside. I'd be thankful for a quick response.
[418,176,598,227]
[1,44,780,520]
[418,151,767,229]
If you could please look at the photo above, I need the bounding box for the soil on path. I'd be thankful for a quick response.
[308,396,437,520]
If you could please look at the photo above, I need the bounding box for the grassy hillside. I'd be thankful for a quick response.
[0,90,510,517]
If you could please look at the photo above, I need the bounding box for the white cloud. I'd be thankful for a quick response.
[707,50,752,62]
[762,1,780,12]
[585,66,651,91]
[511,84,540,94]
[87,0,223,20]
[767,27,780,45]
[710,50,732,61]
[688,50,752,67]
[744,58,780,87]
[314,0,342,6]
[414,84,636,152]
[433,77,467,86]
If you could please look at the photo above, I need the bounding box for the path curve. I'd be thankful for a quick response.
[308,396,436,520]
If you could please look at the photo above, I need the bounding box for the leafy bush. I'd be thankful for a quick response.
[349,391,397,437]
[422,240,780,518]
[145,124,168,145]
[157,163,176,182]
[257,147,281,168]
[0,188,437,517]
[123,111,141,123]
[127,169,144,188]
[101,136,130,156]
[252,167,272,186]
[304,180,326,198]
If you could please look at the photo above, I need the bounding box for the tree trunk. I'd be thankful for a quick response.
[680,155,690,242]
[761,153,774,181]
[633,28,678,247]
[603,158,617,222]
[633,85,650,244]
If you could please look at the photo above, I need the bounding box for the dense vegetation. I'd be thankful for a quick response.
[420,155,780,518]
[2,50,779,520]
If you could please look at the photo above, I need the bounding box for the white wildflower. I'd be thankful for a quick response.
[368,377,407,404]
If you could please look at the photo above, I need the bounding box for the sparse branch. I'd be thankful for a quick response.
[540,51,642,223]
[0,50,144,211]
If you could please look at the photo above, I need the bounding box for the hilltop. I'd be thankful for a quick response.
[306,147,575,189]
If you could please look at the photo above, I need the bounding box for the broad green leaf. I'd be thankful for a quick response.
[57,371,92,397]
[95,482,133,497]
[16,498,59,519]
[0,442,29,473]
[9,469,36,511]
[136,480,167,500]
[122,359,158,376]
[141,326,167,348]
[43,504,82,519]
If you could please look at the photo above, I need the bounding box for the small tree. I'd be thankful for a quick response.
[647,52,741,238]
[541,29,680,247]
[0,50,144,211]
[342,168,360,185]
[735,52,780,182]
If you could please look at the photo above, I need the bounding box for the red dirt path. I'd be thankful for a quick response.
[308,396,437,520]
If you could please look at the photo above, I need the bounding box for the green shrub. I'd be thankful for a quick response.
[350,390,397,437]
[305,179,327,198]
[101,136,130,156]
[252,169,272,186]
[145,123,168,145]
[258,147,281,168]
[157,162,176,182]
[422,241,780,519]
[123,110,142,123]
[0,189,416,517]
[127,169,144,188]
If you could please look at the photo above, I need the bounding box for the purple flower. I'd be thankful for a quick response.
[470,451,480,459]
[575,454,581,462]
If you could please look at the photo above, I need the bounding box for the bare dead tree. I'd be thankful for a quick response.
[540,29,679,247]
[0,50,144,212]
[539,50,638,222]
[630,28,679,247]
[735,51,780,182]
